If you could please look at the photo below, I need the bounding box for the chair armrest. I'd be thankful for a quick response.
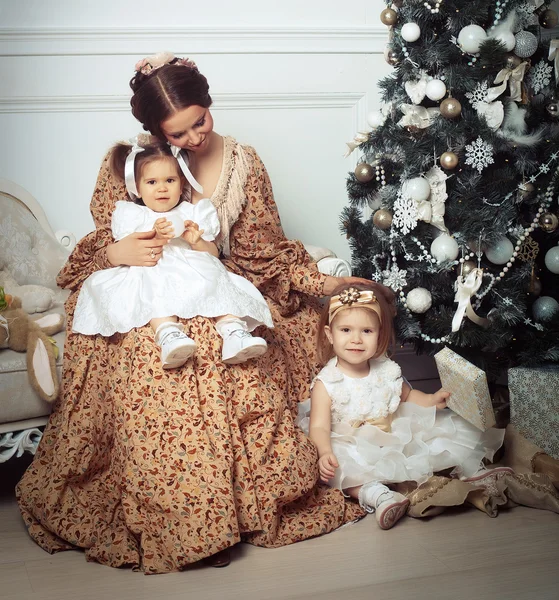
[303,244,352,278]
[316,256,352,278]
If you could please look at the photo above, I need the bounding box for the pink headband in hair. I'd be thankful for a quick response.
[134,52,198,76]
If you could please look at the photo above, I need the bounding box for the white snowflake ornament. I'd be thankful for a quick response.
[465,81,489,108]
[528,60,553,94]
[382,264,408,291]
[392,192,418,235]
[465,137,495,173]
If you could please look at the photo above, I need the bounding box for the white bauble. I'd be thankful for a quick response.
[430,234,459,262]
[493,30,516,51]
[458,24,487,54]
[544,245,559,274]
[367,110,385,129]
[485,237,514,265]
[532,296,559,322]
[404,177,431,202]
[425,79,447,101]
[406,287,432,313]
[401,22,421,42]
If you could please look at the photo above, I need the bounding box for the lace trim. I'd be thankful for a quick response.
[211,136,250,256]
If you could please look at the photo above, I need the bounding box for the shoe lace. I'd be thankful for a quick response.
[227,328,251,340]
[161,330,186,345]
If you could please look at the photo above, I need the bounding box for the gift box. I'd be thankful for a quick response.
[509,365,559,460]
[434,347,495,431]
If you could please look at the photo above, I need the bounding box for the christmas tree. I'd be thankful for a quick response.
[343,0,559,370]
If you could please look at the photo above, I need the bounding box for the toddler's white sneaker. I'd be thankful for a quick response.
[157,326,197,369]
[221,329,268,364]
[359,482,409,530]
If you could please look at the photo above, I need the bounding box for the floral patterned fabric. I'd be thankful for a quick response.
[16,137,363,574]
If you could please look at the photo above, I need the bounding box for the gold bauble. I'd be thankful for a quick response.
[539,212,559,233]
[504,53,522,70]
[440,151,459,170]
[460,260,477,277]
[530,277,542,297]
[440,97,462,119]
[546,99,559,119]
[539,9,558,28]
[354,162,375,183]
[517,181,536,200]
[380,8,398,26]
[373,209,393,230]
[384,48,400,66]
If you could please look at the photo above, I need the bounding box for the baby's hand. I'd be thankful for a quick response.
[154,218,174,239]
[318,452,339,483]
[182,220,204,245]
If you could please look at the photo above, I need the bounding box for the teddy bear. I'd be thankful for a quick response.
[0,288,64,403]
[0,269,56,314]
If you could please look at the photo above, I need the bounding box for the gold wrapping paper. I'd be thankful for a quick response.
[434,347,496,431]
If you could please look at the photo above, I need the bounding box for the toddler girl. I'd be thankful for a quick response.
[298,282,507,530]
[72,135,273,368]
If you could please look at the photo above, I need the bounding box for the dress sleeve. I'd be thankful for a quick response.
[190,199,221,242]
[112,201,153,240]
[223,146,328,313]
[57,151,126,291]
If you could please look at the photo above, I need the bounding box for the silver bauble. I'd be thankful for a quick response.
[532,296,559,322]
[514,31,538,58]
[544,245,559,274]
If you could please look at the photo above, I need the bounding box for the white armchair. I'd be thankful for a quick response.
[0,178,351,461]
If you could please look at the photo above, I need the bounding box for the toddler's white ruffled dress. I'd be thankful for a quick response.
[298,356,505,489]
[72,200,273,336]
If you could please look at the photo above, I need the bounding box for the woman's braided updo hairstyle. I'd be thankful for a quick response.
[130,57,212,141]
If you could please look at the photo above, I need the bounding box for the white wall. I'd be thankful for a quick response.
[0,0,391,261]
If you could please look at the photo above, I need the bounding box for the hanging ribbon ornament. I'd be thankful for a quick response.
[398,105,440,129]
[488,61,529,103]
[452,268,490,332]
[549,40,559,81]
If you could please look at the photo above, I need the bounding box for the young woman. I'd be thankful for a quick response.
[16,52,370,573]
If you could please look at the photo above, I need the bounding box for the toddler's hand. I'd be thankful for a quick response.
[182,220,204,245]
[318,452,339,483]
[432,389,450,409]
[154,218,174,239]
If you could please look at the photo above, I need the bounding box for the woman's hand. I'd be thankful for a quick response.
[322,276,374,297]
[318,452,339,483]
[154,218,175,240]
[106,230,168,267]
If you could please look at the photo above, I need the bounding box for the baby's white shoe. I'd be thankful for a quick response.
[156,324,197,369]
[359,482,409,530]
[221,329,267,364]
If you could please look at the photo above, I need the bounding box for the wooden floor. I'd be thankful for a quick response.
[2,456,558,600]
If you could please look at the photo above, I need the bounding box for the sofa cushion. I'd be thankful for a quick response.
[0,194,69,289]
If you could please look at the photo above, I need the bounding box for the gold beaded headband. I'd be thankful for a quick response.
[328,288,382,324]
